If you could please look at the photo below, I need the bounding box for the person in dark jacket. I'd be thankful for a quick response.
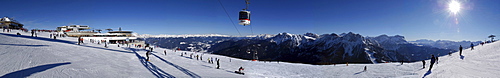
[436,55,439,64]
[459,45,463,55]
[470,43,474,50]
[31,30,34,37]
[363,66,367,72]
[216,59,220,69]
[429,55,436,71]
[422,60,426,68]
[78,37,81,45]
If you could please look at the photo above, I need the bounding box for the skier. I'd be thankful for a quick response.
[80,38,84,44]
[436,55,439,64]
[422,60,426,68]
[104,41,108,48]
[50,34,53,38]
[53,35,56,39]
[363,66,367,72]
[78,37,82,45]
[470,43,474,50]
[216,59,220,69]
[429,55,436,71]
[164,50,167,55]
[146,51,151,61]
[190,53,193,59]
[207,58,211,63]
[196,55,199,60]
[235,67,245,75]
[459,45,463,55]
[211,57,214,64]
[31,30,34,37]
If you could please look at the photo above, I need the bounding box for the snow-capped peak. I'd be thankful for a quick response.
[269,32,304,46]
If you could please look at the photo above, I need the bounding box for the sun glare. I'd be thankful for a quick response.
[448,0,461,15]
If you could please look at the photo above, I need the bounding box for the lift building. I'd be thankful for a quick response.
[0,17,23,29]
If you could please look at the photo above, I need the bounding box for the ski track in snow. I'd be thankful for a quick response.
[1,30,499,77]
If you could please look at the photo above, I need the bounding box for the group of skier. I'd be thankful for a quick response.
[30,30,37,37]
[422,43,476,71]
[164,48,244,74]
[3,28,12,32]
[459,43,476,56]
[420,54,437,71]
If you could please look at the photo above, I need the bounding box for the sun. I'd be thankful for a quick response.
[448,0,461,15]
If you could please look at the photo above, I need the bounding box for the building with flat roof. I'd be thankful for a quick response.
[0,17,23,29]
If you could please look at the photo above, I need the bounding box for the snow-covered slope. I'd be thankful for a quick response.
[216,38,500,77]
[1,30,499,77]
[421,41,500,77]
[0,30,243,77]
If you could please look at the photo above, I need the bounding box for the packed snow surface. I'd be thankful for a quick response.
[1,30,499,77]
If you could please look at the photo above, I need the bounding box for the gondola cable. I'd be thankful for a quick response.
[217,0,242,36]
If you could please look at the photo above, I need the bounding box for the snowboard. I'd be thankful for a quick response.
[234,71,245,75]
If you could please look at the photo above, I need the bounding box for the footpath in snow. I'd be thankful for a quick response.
[1,30,499,77]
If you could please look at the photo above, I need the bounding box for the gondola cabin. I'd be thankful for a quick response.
[238,10,251,26]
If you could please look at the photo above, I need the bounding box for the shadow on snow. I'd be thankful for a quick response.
[353,71,365,75]
[460,55,465,60]
[0,43,49,47]
[127,48,175,78]
[0,62,71,78]
[0,33,74,44]
[422,70,432,78]
[151,53,202,78]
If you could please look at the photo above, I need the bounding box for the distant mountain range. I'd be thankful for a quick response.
[143,32,480,65]
[409,39,481,50]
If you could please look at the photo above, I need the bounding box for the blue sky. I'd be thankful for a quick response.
[1,0,499,41]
